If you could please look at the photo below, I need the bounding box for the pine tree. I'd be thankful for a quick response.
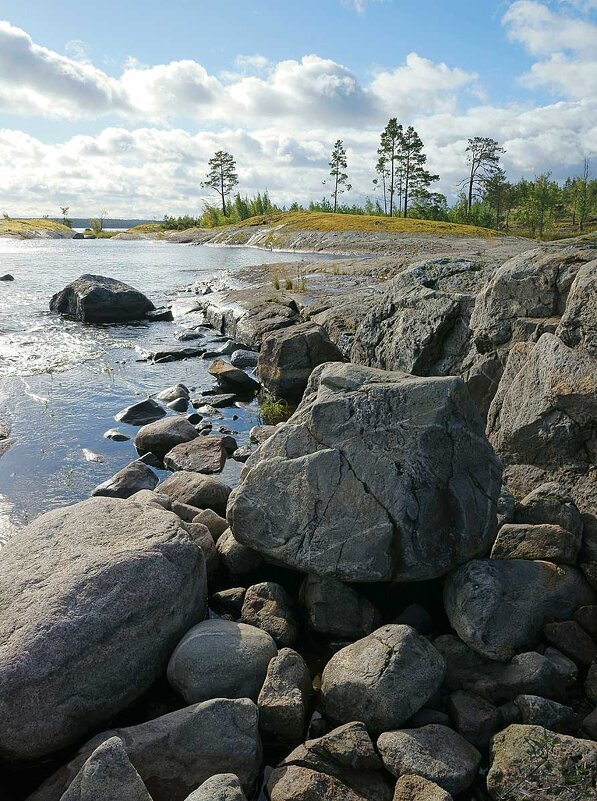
[328,140,352,213]
[398,126,439,218]
[201,151,239,216]
[377,119,403,216]
[464,138,505,213]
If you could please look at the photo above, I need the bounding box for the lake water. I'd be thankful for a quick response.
[0,238,313,542]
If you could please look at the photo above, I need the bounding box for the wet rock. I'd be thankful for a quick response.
[210,587,247,619]
[208,359,260,393]
[444,559,595,661]
[135,416,198,460]
[159,471,231,515]
[50,274,155,323]
[257,321,345,402]
[556,258,597,356]
[490,523,581,564]
[216,528,263,575]
[193,508,229,541]
[320,625,446,734]
[231,349,258,369]
[487,724,597,800]
[30,699,261,801]
[377,724,481,796]
[184,774,247,801]
[167,619,277,703]
[0,273,14,281]
[258,648,311,745]
[115,398,166,425]
[516,482,583,538]
[434,635,576,703]
[267,722,393,801]
[193,393,238,408]
[91,460,158,499]
[228,362,502,582]
[0,497,206,761]
[59,737,152,801]
[164,437,227,474]
[232,446,252,463]
[241,582,297,647]
[393,775,453,801]
[543,620,597,667]
[299,574,382,640]
[168,397,189,412]
[513,694,577,733]
[446,690,501,748]
[146,306,174,322]
[103,428,130,441]
[151,346,205,362]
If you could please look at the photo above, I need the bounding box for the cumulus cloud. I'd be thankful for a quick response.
[341,0,387,12]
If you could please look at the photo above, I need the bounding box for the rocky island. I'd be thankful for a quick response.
[0,225,596,801]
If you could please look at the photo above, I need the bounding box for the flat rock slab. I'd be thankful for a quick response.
[444,559,595,661]
[164,437,227,474]
[228,362,502,582]
[0,497,207,761]
[50,274,155,323]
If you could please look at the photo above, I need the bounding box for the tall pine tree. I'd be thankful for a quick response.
[328,140,352,213]
[398,126,438,218]
[202,151,239,216]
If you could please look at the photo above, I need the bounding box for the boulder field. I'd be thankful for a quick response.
[1,236,596,800]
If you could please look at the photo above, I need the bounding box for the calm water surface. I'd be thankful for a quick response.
[0,238,313,541]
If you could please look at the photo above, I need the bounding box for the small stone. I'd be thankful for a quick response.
[231,350,258,369]
[193,393,238,408]
[135,417,198,460]
[217,529,263,575]
[490,523,581,564]
[168,397,189,412]
[184,774,247,801]
[182,523,219,582]
[258,648,311,745]
[210,587,247,619]
[377,725,481,796]
[193,509,229,541]
[299,574,382,640]
[516,482,583,538]
[159,472,231,516]
[575,605,597,639]
[60,737,152,801]
[232,447,252,463]
[129,490,171,510]
[146,307,174,322]
[156,384,190,403]
[393,775,453,801]
[513,694,577,733]
[585,661,597,704]
[582,707,597,739]
[447,690,502,748]
[241,582,297,648]
[543,620,597,667]
[115,398,166,426]
[172,501,202,522]
[249,424,279,444]
[208,359,260,393]
[103,428,130,442]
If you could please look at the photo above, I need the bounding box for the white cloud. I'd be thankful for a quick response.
[341,0,387,12]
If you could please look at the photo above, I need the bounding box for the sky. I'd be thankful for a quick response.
[0,0,596,218]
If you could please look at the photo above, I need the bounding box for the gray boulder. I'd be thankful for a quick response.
[228,362,502,582]
[377,725,481,796]
[182,522,219,582]
[516,482,583,538]
[194,508,229,541]
[159,471,231,515]
[490,523,581,564]
[241,582,297,647]
[257,321,345,402]
[164,437,227,474]
[167,619,277,703]
[50,274,155,323]
[487,724,597,800]
[444,559,595,661]
[299,574,382,640]
[115,398,166,425]
[156,384,190,403]
[129,489,171,510]
[513,694,577,733]
[320,625,446,734]
[184,774,247,801]
[267,722,393,801]
[0,497,206,761]
[59,737,152,801]
[210,587,247,619]
[30,699,261,801]
[135,417,198,460]
[446,691,501,748]
[258,648,311,745]
[208,359,260,393]
[556,258,597,356]
[91,460,158,499]
[217,528,263,575]
[393,775,453,801]
[230,349,258,369]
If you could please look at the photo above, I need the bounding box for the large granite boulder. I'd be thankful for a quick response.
[59,737,152,801]
[267,722,393,801]
[444,559,594,661]
[50,274,155,323]
[486,724,597,800]
[241,582,297,647]
[29,699,261,801]
[0,497,206,761]
[377,725,481,796]
[556,258,597,356]
[320,625,446,734]
[257,321,345,402]
[228,362,502,582]
[135,417,198,461]
[167,619,277,703]
[257,648,312,745]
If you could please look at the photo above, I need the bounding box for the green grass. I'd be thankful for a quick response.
[0,218,73,238]
[236,210,501,238]
[258,392,292,425]
[126,223,165,234]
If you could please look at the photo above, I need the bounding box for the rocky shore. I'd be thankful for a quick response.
[1,233,596,801]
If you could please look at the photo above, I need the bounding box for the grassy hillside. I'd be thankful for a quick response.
[126,223,164,234]
[236,210,501,238]
[0,218,74,238]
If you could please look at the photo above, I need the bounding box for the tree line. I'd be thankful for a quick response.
[175,124,596,237]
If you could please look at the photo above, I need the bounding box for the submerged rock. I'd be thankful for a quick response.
[0,497,207,761]
[30,699,261,801]
[228,362,502,582]
[50,274,155,323]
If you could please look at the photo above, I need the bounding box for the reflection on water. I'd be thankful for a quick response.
[0,238,314,541]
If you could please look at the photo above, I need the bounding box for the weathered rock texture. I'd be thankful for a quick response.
[50,274,154,323]
[228,362,502,582]
[0,497,206,761]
